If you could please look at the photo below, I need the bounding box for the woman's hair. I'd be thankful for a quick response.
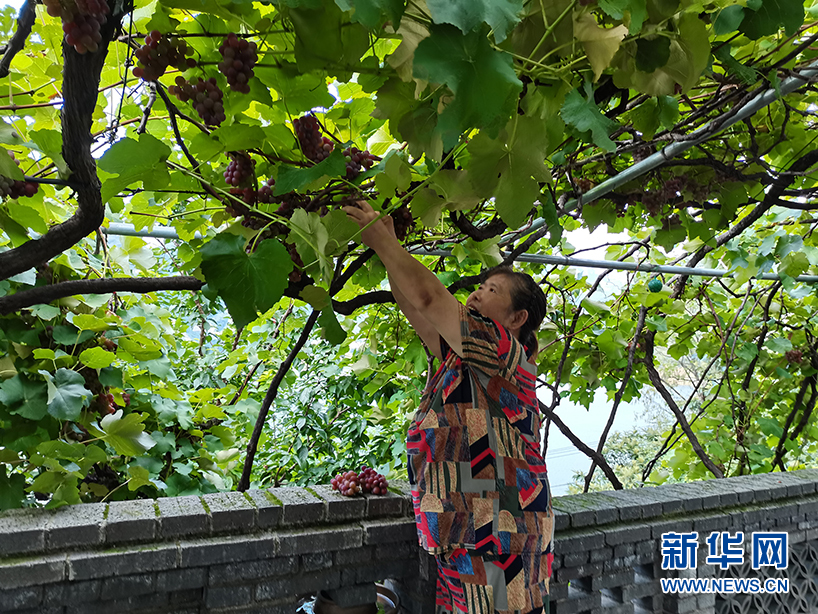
[482,265,547,359]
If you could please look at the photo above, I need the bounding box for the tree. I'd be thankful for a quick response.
[1,0,818,509]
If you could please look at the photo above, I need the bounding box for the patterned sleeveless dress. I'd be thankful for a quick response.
[406,303,554,614]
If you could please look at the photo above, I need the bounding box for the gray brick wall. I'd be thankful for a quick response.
[1,471,817,613]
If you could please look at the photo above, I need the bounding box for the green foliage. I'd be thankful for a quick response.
[0,0,817,510]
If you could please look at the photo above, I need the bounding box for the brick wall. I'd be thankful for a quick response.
[1,470,817,614]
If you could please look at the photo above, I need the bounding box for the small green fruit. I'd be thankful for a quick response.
[648,278,663,293]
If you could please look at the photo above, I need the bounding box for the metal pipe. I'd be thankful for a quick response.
[102,223,818,283]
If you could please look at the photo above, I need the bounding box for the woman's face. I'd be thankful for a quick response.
[466,275,522,331]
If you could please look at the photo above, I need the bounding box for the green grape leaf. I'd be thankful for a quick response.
[0,148,23,180]
[290,0,370,73]
[97,133,171,201]
[200,233,292,329]
[78,347,115,369]
[0,374,48,420]
[274,149,346,195]
[426,0,524,43]
[713,46,758,85]
[635,37,671,73]
[560,83,619,152]
[714,4,745,34]
[465,115,551,229]
[598,0,646,33]
[317,308,347,345]
[0,466,26,511]
[740,0,804,39]
[413,25,521,148]
[779,251,809,278]
[91,410,157,457]
[42,368,92,421]
[573,13,628,81]
[300,285,332,309]
[334,0,405,29]
[288,208,332,283]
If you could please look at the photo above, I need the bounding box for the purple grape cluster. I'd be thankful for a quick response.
[168,77,226,126]
[218,33,258,94]
[224,154,255,186]
[293,114,335,162]
[133,30,196,81]
[343,146,377,179]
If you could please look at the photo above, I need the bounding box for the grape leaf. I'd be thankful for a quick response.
[0,374,48,420]
[78,347,115,369]
[740,0,804,38]
[560,83,619,152]
[0,466,26,511]
[290,0,370,73]
[43,368,92,421]
[714,4,746,34]
[0,148,23,180]
[426,0,524,43]
[212,123,267,152]
[200,233,292,329]
[465,115,551,228]
[635,37,671,73]
[334,0,405,29]
[317,308,347,345]
[413,25,521,149]
[97,133,171,202]
[274,149,346,195]
[91,410,157,457]
[598,0,646,33]
[573,13,628,82]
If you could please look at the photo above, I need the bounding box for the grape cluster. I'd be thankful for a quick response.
[293,114,335,162]
[95,392,116,416]
[331,471,361,496]
[230,187,256,206]
[224,154,255,186]
[330,467,389,497]
[133,30,196,81]
[343,146,377,179]
[44,0,110,54]
[0,152,38,200]
[258,177,276,204]
[390,205,414,241]
[786,349,804,364]
[358,466,388,495]
[168,76,226,126]
[575,178,593,193]
[218,33,258,94]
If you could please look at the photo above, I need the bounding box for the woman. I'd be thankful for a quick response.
[344,201,554,614]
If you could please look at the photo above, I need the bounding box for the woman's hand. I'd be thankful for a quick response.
[343,200,395,249]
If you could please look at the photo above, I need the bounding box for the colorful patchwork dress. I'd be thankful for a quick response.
[407,303,554,614]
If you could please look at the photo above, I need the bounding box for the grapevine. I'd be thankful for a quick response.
[168,76,226,127]
[133,30,196,81]
[218,33,258,94]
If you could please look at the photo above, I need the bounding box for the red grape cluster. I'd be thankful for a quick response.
[331,470,361,496]
[224,154,255,186]
[168,76,226,126]
[44,0,109,54]
[343,146,377,179]
[0,152,38,200]
[258,177,276,204]
[95,392,116,416]
[330,466,389,497]
[286,242,304,283]
[786,349,804,364]
[230,187,256,206]
[358,466,388,495]
[390,205,415,241]
[133,30,196,81]
[293,114,335,162]
[218,33,258,94]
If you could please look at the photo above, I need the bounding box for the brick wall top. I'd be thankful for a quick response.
[1,469,817,560]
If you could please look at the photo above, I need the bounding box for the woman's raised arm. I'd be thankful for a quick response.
[343,201,463,357]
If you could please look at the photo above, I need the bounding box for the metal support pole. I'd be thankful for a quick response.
[102,223,818,283]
